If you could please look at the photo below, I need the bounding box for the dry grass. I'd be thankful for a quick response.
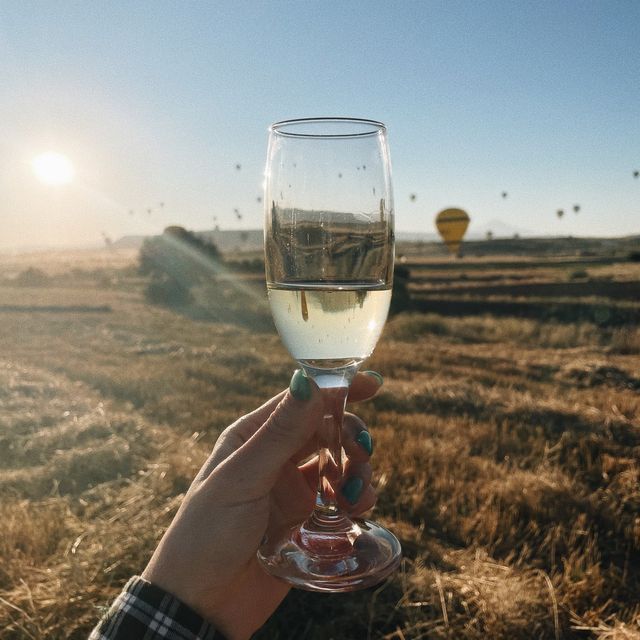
[0,249,639,638]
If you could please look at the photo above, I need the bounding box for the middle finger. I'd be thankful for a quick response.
[291,411,372,466]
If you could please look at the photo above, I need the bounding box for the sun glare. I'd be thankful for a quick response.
[32,151,75,186]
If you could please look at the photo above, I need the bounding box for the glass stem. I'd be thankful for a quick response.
[315,385,349,515]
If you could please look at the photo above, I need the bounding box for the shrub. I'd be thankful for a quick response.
[140,226,221,307]
[145,277,193,307]
[627,250,640,262]
[228,258,264,273]
[390,264,412,315]
[14,267,49,286]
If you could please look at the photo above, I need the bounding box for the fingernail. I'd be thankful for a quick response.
[341,476,364,505]
[363,370,383,386]
[355,430,373,455]
[289,369,312,401]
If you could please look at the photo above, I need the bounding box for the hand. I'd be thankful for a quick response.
[142,370,382,640]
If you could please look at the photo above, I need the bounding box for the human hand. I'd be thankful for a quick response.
[142,370,382,640]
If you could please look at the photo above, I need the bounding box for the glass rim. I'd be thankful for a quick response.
[270,117,386,139]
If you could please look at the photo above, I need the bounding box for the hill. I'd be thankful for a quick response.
[398,234,640,258]
[112,229,640,259]
[113,229,264,253]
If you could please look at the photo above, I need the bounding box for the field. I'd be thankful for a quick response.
[0,238,639,639]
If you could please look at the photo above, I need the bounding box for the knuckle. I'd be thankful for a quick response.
[265,408,291,442]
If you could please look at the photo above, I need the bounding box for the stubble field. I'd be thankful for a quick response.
[0,242,639,639]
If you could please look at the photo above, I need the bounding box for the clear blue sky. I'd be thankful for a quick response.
[1,0,638,249]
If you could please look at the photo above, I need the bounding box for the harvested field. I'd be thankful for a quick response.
[0,241,639,639]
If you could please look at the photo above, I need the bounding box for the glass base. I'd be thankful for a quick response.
[257,512,402,592]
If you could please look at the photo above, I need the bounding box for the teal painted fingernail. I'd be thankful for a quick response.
[363,370,383,386]
[356,430,373,455]
[341,477,364,505]
[289,369,311,401]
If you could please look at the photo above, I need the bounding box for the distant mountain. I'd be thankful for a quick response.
[397,219,535,243]
[199,229,263,252]
[112,229,264,252]
[111,226,639,256]
[110,235,148,249]
[396,231,439,242]
[468,218,535,239]
[116,229,443,249]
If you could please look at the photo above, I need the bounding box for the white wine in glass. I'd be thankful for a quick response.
[258,117,401,591]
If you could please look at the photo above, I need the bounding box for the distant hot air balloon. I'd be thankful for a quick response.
[409,193,417,202]
[501,191,508,199]
[573,204,580,213]
[557,209,564,219]
[235,163,241,171]
[435,208,470,256]
[634,170,639,179]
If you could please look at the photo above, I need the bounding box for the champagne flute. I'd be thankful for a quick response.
[258,117,401,591]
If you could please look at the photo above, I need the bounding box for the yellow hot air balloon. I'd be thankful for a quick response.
[435,208,470,256]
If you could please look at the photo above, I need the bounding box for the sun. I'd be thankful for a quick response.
[32,151,75,186]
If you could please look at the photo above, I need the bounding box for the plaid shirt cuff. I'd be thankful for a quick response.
[89,576,224,640]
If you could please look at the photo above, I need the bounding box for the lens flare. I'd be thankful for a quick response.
[32,152,75,186]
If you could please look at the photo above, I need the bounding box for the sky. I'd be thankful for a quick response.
[1,0,639,250]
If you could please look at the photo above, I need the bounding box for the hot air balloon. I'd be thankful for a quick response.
[634,170,639,179]
[557,209,564,219]
[435,208,470,256]
[501,191,508,199]
[409,193,417,202]
[573,204,580,213]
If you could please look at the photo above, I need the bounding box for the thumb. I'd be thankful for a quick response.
[213,370,324,497]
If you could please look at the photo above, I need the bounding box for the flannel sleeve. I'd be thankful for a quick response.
[88,576,225,640]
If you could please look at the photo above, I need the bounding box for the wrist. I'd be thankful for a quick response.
[93,576,226,640]
[141,566,248,640]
